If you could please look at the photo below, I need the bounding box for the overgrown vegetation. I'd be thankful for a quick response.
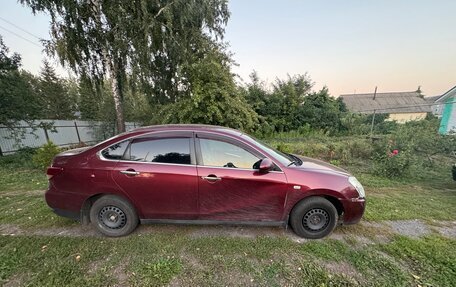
[268,117,454,179]
[31,141,61,171]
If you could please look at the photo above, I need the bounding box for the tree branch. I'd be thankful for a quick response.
[155,1,174,18]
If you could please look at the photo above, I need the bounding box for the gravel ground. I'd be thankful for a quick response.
[384,219,431,238]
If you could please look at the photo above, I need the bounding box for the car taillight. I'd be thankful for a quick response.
[46,167,63,179]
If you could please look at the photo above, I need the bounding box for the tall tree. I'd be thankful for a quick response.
[267,74,313,131]
[244,73,347,133]
[155,45,258,131]
[77,76,100,120]
[298,87,346,132]
[20,0,230,133]
[38,60,76,119]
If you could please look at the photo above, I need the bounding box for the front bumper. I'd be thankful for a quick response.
[340,197,366,224]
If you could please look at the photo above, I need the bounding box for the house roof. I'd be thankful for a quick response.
[424,95,441,103]
[435,85,456,103]
[339,91,431,114]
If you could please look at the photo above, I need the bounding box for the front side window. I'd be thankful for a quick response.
[101,140,129,160]
[243,135,293,166]
[199,139,261,169]
[124,138,191,165]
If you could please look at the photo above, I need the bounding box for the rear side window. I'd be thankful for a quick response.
[124,138,191,165]
[101,140,129,160]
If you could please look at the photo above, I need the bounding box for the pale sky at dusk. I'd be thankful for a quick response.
[1,0,455,97]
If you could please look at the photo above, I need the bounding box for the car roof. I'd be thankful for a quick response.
[129,124,243,137]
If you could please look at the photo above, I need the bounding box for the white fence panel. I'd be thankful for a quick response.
[48,120,80,146]
[0,120,139,155]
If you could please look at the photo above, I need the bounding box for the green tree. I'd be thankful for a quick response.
[38,60,76,119]
[155,47,258,132]
[77,76,101,120]
[0,35,41,126]
[244,71,268,113]
[269,74,313,131]
[21,0,230,133]
[298,87,346,132]
[244,73,348,134]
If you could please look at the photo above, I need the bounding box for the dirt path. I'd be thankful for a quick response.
[1,219,455,242]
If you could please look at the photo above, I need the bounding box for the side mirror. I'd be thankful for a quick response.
[259,158,273,173]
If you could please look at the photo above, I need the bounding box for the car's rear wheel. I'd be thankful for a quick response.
[90,195,139,237]
[290,197,338,239]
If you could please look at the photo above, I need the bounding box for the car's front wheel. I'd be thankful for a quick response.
[90,195,139,237]
[290,197,338,239]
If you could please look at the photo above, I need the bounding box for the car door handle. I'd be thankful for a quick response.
[201,175,222,182]
[120,170,140,176]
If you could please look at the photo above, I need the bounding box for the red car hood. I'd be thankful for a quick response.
[291,155,350,176]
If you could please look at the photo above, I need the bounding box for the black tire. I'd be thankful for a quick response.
[290,197,338,239]
[89,195,139,237]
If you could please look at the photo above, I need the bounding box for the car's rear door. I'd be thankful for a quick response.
[111,131,198,219]
[195,133,288,222]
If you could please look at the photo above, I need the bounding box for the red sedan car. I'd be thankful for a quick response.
[46,124,365,239]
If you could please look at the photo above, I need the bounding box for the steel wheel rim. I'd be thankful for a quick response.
[302,208,329,232]
[99,205,127,229]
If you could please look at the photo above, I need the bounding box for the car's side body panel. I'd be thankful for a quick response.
[112,161,199,219]
[197,166,288,221]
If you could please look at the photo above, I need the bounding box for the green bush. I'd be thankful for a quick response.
[345,138,374,160]
[32,142,61,170]
[373,149,412,178]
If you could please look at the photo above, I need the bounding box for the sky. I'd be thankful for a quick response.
[1,0,455,97]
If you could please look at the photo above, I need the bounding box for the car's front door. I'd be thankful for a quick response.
[112,132,198,219]
[195,134,288,222]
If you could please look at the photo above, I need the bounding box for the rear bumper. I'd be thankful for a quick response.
[52,208,80,220]
[340,197,366,224]
[45,185,86,220]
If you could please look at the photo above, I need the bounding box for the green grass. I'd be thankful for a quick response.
[0,167,47,192]
[381,235,456,287]
[363,185,456,221]
[351,166,456,221]
[1,233,454,286]
[0,190,75,228]
[0,163,75,228]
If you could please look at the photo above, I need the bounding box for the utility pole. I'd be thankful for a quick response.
[370,110,376,137]
[370,86,378,137]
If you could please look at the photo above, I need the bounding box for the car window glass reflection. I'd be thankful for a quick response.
[101,140,129,160]
[199,139,260,169]
[125,138,191,164]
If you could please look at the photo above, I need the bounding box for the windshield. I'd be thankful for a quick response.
[242,135,294,166]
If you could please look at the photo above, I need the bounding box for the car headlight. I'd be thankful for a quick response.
[348,176,365,198]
